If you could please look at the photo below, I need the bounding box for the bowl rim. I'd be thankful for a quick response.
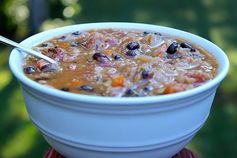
[9,22,230,105]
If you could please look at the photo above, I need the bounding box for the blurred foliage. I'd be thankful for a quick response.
[0,0,237,158]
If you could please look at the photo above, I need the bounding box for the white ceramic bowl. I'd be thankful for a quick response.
[9,23,229,158]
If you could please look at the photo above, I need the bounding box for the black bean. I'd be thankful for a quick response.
[41,43,48,47]
[166,42,179,54]
[180,43,195,52]
[143,31,162,36]
[126,89,135,95]
[61,87,70,92]
[141,70,154,79]
[70,41,80,47]
[138,86,153,97]
[143,86,153,92]
[41,64,57,72]
[23,66,36,74]
[35,77,48,81]
[154,32,162,36]
[114,55,122,60]
[143,31,151,35]
[80,85,94,92]
[126,50,137,57]
[92,53,109,62]
[123,89,138,97]
[58,36,66,40]
[72,31,81,36]
[126,42,140,50]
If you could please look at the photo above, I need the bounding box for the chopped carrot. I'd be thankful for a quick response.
[58,42,70,49]
[163,85,176,94]
[104,49,113,56]
[111,75,124,87]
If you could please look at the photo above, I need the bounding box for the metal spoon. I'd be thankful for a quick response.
[0,35,58,64]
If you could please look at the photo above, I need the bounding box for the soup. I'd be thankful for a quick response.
[23,29,218,97]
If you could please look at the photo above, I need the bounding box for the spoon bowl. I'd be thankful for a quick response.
[0,35,58,65]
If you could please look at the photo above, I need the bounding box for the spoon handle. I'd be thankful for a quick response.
[0,35,57,64]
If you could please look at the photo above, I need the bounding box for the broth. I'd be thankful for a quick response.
[23,29,218,97]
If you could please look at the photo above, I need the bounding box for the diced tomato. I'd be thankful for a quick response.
[186,73,207,83]
[36,59,49,70]
[44,48,65,61]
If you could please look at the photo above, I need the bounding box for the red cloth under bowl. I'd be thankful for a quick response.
[44,147,198,158]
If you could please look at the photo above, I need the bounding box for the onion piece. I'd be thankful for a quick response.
[149,35,165,48]
[176,62,200,70]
